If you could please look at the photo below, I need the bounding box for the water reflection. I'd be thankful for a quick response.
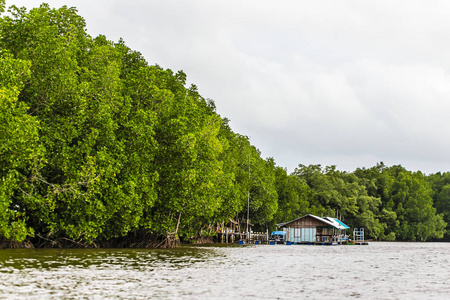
[1,243,449,299]
[0,246,216,270]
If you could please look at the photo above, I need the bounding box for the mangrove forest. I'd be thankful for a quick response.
[0,3,448,248]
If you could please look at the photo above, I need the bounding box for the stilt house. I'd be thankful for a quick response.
[277,214,349,243]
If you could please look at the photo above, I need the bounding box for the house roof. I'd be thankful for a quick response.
[322,217,350,230]
[277,214,349,230]
[334,218,350,229]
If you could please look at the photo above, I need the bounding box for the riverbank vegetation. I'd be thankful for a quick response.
[0,3,448,248]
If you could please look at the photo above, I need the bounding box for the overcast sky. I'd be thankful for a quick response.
[7,1,450,174]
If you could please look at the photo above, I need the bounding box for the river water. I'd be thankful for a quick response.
[0,242,449,299]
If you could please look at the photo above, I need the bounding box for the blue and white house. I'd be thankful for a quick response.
[277,214,350,244]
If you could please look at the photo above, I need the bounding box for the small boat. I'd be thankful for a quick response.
[269,231,286,245]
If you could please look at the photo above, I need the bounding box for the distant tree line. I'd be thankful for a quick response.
[0,3,447,247]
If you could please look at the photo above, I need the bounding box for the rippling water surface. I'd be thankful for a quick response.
[1,242,449,299]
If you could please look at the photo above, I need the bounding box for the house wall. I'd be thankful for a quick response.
[282,215,348,243]
[288,227,316,243]
[283,215,333,243]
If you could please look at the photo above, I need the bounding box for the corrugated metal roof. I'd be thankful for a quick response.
[277,214,322,228]
[322,217,349,230]
[278,214,350,230]
[334,218,350,229]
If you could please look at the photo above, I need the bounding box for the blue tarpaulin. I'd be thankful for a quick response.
[271,231,286,236]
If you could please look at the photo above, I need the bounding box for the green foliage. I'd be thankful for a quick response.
[0,53,40,241]
[246,155,278,228]
[293,164,383,239]
[271,166,312,228]
[0,4,160,243]
[356,164,447,241]
[427,172,450,238]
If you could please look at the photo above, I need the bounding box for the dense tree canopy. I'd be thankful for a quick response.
[0,3,447,246]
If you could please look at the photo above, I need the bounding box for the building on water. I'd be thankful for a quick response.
[277,214,350,245]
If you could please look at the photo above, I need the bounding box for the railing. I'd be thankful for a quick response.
[353,228,365,243]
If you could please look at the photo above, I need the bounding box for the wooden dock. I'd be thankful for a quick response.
[216,232,269,244]
[216,232,369,245]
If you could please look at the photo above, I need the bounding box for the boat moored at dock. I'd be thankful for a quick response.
[269,231,286,245]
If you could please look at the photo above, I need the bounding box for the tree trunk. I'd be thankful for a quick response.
[163,211,182,248]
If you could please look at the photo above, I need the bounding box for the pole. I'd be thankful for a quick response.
[246,152,250,243]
